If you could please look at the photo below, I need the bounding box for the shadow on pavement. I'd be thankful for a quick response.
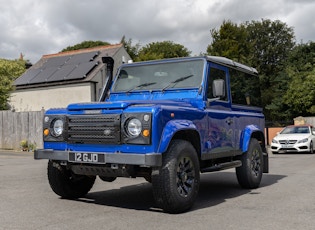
[75,171,286,213]
[192,172,286,211]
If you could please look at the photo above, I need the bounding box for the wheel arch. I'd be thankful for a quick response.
[241,125,266,153]
[241,125,269,173]
[172,129,201,158]
[158,120,201,159]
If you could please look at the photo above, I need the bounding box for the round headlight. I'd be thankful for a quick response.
[53,119,64,136]
[127,118,142,136]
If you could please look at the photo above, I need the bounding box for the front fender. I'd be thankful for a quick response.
[241,125,264,152]
[158,120,197,153]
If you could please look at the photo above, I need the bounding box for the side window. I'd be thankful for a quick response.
[230,68,262,106]
[207,67,228,101]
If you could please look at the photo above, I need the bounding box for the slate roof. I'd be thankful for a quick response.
[14,44,123,89]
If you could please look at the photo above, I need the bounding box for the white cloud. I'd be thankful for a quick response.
[0,0,315,63]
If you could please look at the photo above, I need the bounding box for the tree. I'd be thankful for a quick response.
[245,19,295,121]
[120,36,140,61]
[0,59,26,110]
[136,41,191,61]
[207,19,296,121]
[283,42,315,116]
[245,19,295,84]
[284,72,315,116]
[207,20,250,64]
[61,40,110,52]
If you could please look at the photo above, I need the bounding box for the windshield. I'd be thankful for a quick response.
[280,126,310,134]
[112,59,204,92]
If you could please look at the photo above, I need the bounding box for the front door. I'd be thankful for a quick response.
[204,63,235,159]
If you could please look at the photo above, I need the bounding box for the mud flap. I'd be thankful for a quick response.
[263,152,269,173]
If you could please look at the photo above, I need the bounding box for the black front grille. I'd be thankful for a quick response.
[67,114,121,144]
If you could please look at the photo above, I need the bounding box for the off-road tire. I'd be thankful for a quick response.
[236,138,263,189]
[99,176,117,182]
[152,140,200,214]
[47,160,96,198]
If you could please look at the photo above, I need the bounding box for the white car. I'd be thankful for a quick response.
[271,125,315,154]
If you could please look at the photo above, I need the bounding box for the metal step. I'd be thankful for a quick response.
[200,160,242,173]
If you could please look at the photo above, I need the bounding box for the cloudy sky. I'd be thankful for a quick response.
[1,0,315,63]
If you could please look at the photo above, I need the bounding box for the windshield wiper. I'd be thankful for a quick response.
[126,82,156,93]
[162,74,194,91]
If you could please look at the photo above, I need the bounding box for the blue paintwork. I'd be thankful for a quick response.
[43,56,265,160]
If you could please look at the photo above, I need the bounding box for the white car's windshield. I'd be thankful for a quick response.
[281,126,310,134]
[112,59,204,92]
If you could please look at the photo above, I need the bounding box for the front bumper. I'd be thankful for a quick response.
[34,149,162,167]
[270,143,311,153]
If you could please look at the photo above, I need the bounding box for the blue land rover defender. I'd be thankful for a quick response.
[35,56,268,213]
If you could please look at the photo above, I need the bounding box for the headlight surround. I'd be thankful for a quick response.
[271,139,278,144]
[122,113,151,144]
[53,119,64,137]
[43,115,66,141]
[126,118,142,136]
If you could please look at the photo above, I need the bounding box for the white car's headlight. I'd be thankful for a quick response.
[127,118,142,136]
[271,139,278,144]
[53,119,64,137]
[297,138,308,143]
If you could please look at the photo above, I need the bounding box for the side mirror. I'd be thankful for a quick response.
[212,79,225,98]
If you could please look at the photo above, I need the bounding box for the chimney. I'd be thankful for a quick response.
[19,53,24,60]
